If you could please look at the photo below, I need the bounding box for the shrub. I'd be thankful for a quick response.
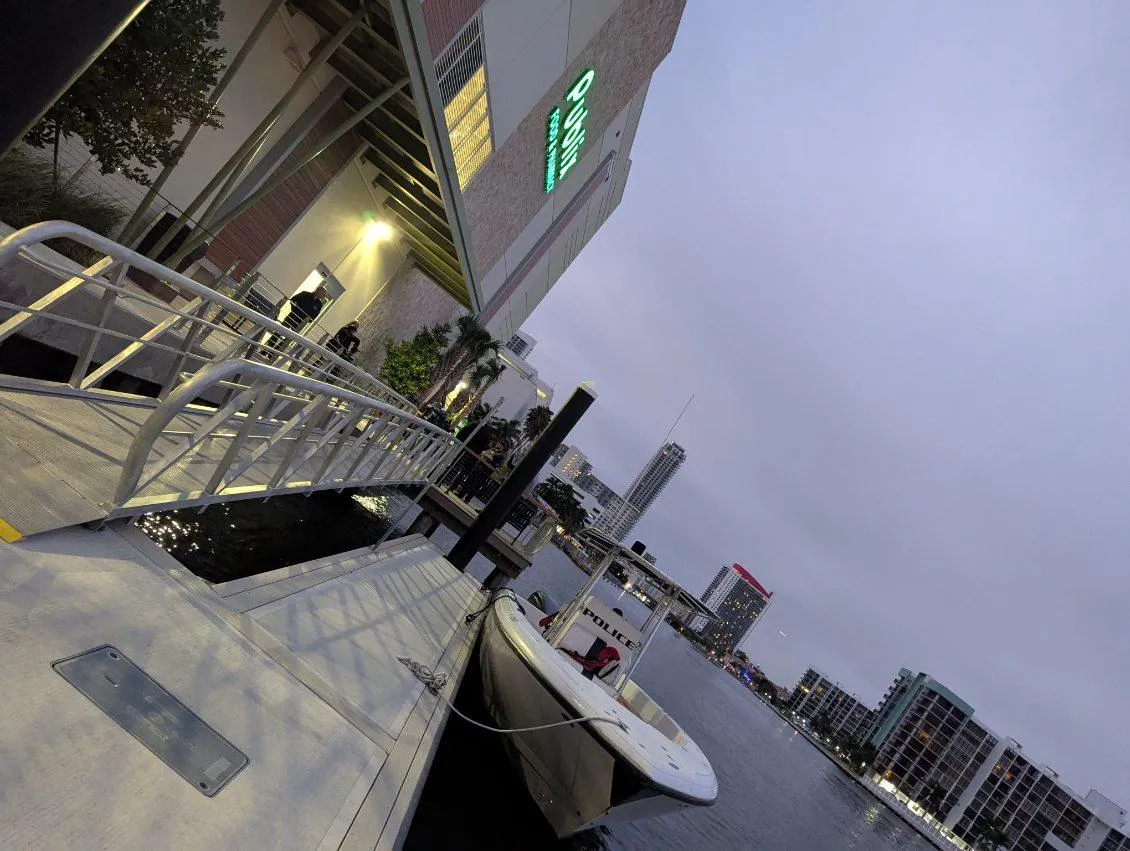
[0,149,125,265]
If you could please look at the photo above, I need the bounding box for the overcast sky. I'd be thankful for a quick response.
[523,0,1130,809]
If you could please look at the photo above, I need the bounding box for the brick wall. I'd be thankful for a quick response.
[352,261,465,375]
[205,101,360,278]
[462,0,686,275]
[421,0,486,55]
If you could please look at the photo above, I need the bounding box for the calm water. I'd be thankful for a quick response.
[409,530,933,851]
[140,495,931,850]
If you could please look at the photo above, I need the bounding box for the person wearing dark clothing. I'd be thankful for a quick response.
[426,406,450,430]
[455,440,504,502]
[448,416,493,498]
[326,321,361,361]
[285,286,327,331]
[265,285,327,357]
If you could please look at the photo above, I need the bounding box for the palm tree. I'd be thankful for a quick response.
[523,405,553,442]
[920,781,947,816]
[421,315,499,405]
[448,358,504,421]
[534,477,588,531]
[487,418,522,465]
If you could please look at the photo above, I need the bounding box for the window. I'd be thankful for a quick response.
[435,16,493,189]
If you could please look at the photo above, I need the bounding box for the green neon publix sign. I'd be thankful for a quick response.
[544,68,596,194]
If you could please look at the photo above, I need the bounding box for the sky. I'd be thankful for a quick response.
[522,1,1130,808]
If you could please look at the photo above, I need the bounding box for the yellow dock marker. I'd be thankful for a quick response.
[0,518,24,543]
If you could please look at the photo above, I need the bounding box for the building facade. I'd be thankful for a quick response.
[593,441,686,541]
[863,669,1129,851]
[688,563,772,654]
[788,668,877,743]
[555,445,590,480]
[7,0,687,391]
[504,330,535,358]
[479,334,552,421]
[624,441,686,512]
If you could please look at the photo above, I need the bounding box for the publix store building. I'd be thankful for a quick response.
[419,0,687,344]
[3,0,686,380]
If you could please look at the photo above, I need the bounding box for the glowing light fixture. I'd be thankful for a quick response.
[363,219,395,244]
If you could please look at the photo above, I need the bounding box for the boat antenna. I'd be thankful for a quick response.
[662,393,694,445]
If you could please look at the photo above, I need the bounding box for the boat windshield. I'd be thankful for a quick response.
[518,591,685,744]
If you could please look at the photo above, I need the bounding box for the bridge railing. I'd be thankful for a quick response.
[0,220,415,411]
[108,359,458,517]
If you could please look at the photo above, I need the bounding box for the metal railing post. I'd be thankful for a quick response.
[68,264,128,386]
[202,382,275,496]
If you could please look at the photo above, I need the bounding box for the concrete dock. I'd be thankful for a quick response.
[0,527,484,849]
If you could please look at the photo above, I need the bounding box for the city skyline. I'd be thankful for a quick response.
[522,0,1130,806]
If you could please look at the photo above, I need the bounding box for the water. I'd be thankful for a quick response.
[139,498,931,849]
[136,488,415,582]
[408,533,933,851]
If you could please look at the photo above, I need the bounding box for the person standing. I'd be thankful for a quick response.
[265,284,327,357]
[283,284,327,332]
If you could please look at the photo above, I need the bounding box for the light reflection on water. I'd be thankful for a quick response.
[135,488,415,584]
[137,510,207,556]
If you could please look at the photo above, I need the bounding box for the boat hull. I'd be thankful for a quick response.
[479,600,714,837]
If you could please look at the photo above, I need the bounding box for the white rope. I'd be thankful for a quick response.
[398,656,629,734]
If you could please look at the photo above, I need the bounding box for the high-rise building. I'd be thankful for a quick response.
[504,331,535,359]
[788,668,876,743]
[868,674,990,820]
[866,667,919,746]
[592,499,642,541]
[594,442,686,540]
[556,446,590,480]
[688,563,772,654]
[624,442,686,515]
[863,670,1129,851]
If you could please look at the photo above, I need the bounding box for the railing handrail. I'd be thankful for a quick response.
[113,357,454,508]
[0,220,417,410]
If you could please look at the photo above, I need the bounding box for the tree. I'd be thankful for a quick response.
[377,322,451,401]
[973,818,1010,851]
[422,315,500,406]
[733,649,750,664]
[523,406,553,442]
[535,479,592,531]
[920,781,947,816]
[493,418,522,447]
[447,357,504,420]
[812,713,834,738]
[847,741,877,775]
[20,0,227,187]
[534,477,588,531]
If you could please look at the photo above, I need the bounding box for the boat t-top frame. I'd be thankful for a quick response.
[543,529,718,695]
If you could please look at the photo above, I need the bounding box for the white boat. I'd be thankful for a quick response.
[478,529,719,838]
